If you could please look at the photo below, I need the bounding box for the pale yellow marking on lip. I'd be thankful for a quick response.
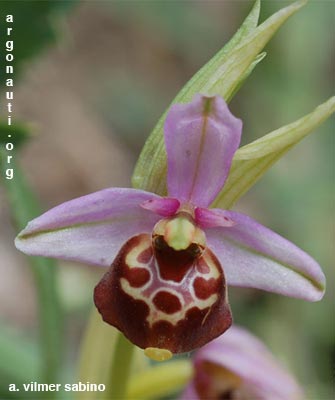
[144,347,172,362]
[201,251,221,280]
[125,238,151,269]
[120,278,218,327]
[121,239,222,328]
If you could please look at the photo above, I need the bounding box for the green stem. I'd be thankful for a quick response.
[76,310,118,400]
[126,360,193,399]
[77,310,144,400]
[107,333,135,399]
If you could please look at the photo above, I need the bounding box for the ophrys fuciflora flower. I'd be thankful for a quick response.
[15,94,325,356]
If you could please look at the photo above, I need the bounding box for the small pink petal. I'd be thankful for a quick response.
[205,211,325,301]
[165,94,242,208]
[15,188,162,267]
[140,197,180,217]
[195,207,236,228]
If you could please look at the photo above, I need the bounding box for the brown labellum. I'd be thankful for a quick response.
[94,233,232,354]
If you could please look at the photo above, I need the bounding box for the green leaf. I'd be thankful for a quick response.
[226,50,266,100]
[204,1,306,100]
[0,1,77,85]
[216,0,261,56]
[212,96,335,209]
[0,153,63,388]
[0,326,39,384]
[132,0,306,193]
[0,121,30,148]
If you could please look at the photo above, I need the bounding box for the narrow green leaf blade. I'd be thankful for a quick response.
[227,51,266,101]
[132,0,306,193]
[204,0,306,100]
[0,121,30,147]
[0,153,63,387]
[212,96,335,209]
[0,326,39,384]
[217,0,261,56]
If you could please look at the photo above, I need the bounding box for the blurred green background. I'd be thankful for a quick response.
[0,1,333,399]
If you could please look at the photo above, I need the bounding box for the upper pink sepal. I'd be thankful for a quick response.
[164,94,242,208]
[140,197,180,217]
[195,207,236,228]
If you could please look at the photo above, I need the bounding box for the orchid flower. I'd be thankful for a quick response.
[181,325,304,400]
[15,94,325,355]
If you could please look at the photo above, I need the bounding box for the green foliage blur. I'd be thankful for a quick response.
[0,1,75,85]
[0,1,333,399]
